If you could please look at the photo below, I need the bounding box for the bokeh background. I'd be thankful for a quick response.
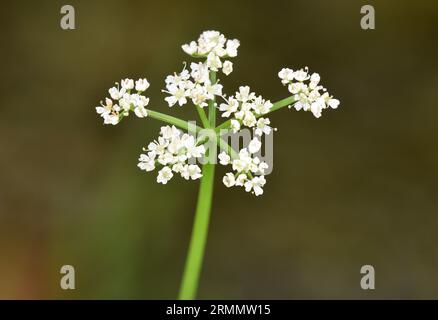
[1,0,437,299]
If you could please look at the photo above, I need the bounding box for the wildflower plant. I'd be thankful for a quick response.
[94,30,340,299]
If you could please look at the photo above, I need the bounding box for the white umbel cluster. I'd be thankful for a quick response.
[218,137,269,196]
[278,67,340,118]
[162,63,223,108]
[95,78,150,125]
[138,125,206,184]
[219,86,273,137]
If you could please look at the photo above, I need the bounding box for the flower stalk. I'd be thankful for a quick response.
[179,69,218,300]
[178,161,215,300]
[146,109,203,133]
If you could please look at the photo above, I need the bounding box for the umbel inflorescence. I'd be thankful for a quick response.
[95,30,340,196]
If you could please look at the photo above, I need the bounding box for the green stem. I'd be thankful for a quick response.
[214,119,231,134]
[196,105,210,128]
[178,69,218,300]
[268,95,296,114]
[178,156,215,300]
[146,109,202,134]
[208,71,217,126]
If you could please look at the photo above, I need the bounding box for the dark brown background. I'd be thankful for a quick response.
[1,0,437,299]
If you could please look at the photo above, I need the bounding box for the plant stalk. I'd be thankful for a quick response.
[178,162,215,300]
[208,71,217,126]
[178,70,217,300]
[146,109,202,134]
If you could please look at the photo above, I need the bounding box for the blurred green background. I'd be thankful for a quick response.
[1,0,437,299]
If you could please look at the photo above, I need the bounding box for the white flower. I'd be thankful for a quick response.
[255,118,272,136]
[190,62,209,83]
[135,78,150,92]
[233,149,252,172]
[205,82,223,99]
[104,114,119,125]
[258,162,269,175]
[121,78,135,90]
[218,151,231,165]
[95,106,108,117]
[158,151,176,165]
[95,101,120,125]
[232,158,248,173]
[148,136,169,154]
[235,174,247,187]
[288,82,305,95]
[219,98,239,118]
[236,86,255,102]
[182,41,198,55]
[109,87,125,100]
[184,136,205,158]
[310,97,325,118]
[213,45,227,57]
[328,98,340,109]
[222,61,233,75]
[230,119,241,133]
[223,173,236,187]
[166,138,182,156]
[95,98,112,116]
[164,84,190,107]
[244,176,266,196]
[172,162,185,173]
[252,96,272,115]
[242,111,257,127]
[134,105,148,118]
[138,153,156,172]
[118,95,131,112]
[309,73,320,89]
[278,68,295,84]
[206,52,222,71]
[293,68,309,82]
[161,125,181,140]
[190,85,209,108]
[157,166,173,184]
[131,94,149,107]
[165,70,191,87]
[198,31,225,55]
[225,39,240,57]
[248,138,262,154]
[181,164,203,180]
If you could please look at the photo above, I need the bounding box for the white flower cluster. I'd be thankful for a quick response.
[182,30,240,58]
[182,30,239,75]
[219,86,273,136]
[138,125,206,184]
[163,31,241,109]
[96,78,150,125]
[163,63,224,108]
[278,67,340,118]
[218,138,269,196]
